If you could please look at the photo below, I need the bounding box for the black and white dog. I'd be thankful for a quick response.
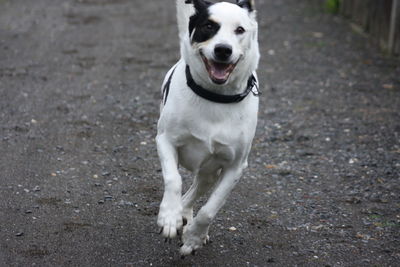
[156,0,260,255]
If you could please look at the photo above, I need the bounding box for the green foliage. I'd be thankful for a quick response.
[325,0,340,14]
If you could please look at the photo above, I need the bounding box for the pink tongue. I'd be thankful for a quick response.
[210,62,230,80]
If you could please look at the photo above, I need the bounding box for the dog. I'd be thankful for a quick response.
[156,0,260,256]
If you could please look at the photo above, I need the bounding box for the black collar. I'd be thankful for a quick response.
[185,65,260,104]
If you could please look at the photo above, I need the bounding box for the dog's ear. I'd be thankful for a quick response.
[236,0,255,12]
[192,0,211,13]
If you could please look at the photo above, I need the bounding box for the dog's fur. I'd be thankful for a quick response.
[156,0,260,255]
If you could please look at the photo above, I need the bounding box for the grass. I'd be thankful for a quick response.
[325,0,340,14]
[368,214,400,228]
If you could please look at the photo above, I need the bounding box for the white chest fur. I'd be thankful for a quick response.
[157,63,259,173]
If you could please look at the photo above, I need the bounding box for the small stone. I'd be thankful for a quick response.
[51,173,57,177]
[229,226,237,232]
[267,258,275,263]
[312,32,324,38]
[16,232,24,237]
[93,174,99,179]
[356,232,371,240]
[349,158,357,164]
[345,197,361,204]
[311,225,324,231]
[118,200,134,206]
[98,200,105,204]
[104,195,113,201]
[33,186,41,192]
[283,41,290,47]
[102,171,111,176]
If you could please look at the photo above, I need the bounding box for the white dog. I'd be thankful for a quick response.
[156,0,260,256]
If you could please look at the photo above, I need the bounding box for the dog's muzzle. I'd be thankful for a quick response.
[200,48,239,85]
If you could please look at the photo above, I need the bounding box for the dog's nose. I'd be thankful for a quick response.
[214,44,233,62]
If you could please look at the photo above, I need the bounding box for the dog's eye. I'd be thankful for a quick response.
[203,22,215,30]
[235,26,246,35]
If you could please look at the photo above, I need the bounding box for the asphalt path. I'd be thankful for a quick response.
[0,0,399,266]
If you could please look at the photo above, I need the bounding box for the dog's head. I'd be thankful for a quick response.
[183,0,259,87]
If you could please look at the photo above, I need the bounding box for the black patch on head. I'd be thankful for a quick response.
[189,0,220,43]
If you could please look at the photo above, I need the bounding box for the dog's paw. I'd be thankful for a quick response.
[180,224,210,256]
[157,201,183,239]
[180,234,210,256]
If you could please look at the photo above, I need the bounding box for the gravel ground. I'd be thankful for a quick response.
[0,0,399,266]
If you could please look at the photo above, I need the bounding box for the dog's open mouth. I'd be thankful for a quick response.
[201,53,238,85]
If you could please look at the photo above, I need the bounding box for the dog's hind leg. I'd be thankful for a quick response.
[156,134,183,240]
[180,166,244,255]
[181,171,219,229]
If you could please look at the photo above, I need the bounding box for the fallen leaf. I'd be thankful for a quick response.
[383,84,394,89]
[265,164,278,169]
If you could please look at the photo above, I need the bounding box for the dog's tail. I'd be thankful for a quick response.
[176,0,195,40]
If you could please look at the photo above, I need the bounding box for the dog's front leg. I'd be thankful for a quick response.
[180,166,244,255]
[156,134,183,239]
